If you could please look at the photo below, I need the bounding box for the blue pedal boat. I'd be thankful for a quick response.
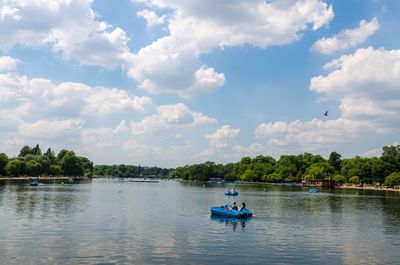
[29,178,39,186]
[225,190,238,196]
[210,205,252,218]
[309,188,318,193]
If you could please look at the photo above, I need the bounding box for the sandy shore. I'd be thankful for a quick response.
[336,185,400,193]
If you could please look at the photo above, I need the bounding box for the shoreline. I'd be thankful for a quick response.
[0,176,88,181]
[335,185,400,193]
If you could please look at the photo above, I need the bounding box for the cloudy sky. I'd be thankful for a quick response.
[0,0,399,167]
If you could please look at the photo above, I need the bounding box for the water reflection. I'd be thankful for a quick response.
[210,215,250,231]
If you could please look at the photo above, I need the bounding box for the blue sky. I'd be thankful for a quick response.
[0,0,399,167]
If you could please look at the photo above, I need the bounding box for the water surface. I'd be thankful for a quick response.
[1,179,399,264]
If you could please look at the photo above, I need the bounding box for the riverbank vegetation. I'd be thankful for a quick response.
[172,145,400,188]
[0,145,93,178]
[93,165,173,178]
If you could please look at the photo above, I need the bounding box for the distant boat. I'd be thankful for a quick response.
[309,188,318,193]
[29,178,39,186]
[225,190,239,196]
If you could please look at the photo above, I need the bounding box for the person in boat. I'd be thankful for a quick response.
[228,201,238,211]
[239,202,246,211]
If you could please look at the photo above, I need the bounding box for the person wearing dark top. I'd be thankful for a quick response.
[239,202,246,211]
[230,201,238,210]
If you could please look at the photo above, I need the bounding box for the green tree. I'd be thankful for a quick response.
[60,152,83,177]
[333,174,346,185]
[44,148,57,164]
[349,176,360,184]
[304,162,335,180]
[18,145,32,157]
[57,149,72,162]
[265,173,282,183]
[26,160,42,176]
[370,157,390,185]
[5,159,27,177]
[32,144,42,155]
[384,172,400,188]
[0,153,8,176]
[276,155,299,181]
[341,157,372,185]
[328,151,342,172]
[381,145,400,173]
[49,165,62,176]
[240,168,255,182]
[79,156,94,177]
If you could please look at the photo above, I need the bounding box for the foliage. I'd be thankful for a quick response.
[60,151,83,177]
[94,164,173,178]
[49,165,62,176]
[0,153,8,176]
[384,172,400,188]
[5,159,27,177]
[349,176,360,184]
[1,145,93,177]
[328,151,342,172]
[304,162,335,180]
[333,174,346,184]
[26,160,42,177]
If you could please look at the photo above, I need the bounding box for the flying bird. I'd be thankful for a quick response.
[324,111,328,116]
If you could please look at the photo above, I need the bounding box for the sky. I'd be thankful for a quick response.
[0,0,400,167]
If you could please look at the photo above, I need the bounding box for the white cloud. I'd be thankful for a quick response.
[310,47,400,123]
[254,46,400,156]
[206,125,240,149]
[0,0,133,68]
[131,103,216,135]
[0,56,20,72]
[129,0,334,96]
[0,72,153,119]
[312,18,379,55]
[18,119,84,138]
[137,9,166,27]
[256,118,373,149]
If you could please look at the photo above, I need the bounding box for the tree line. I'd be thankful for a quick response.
[93,165,173,178]
[172,145,400,188]
[0,145,93,177]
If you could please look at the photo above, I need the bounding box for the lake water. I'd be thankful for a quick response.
[1,179,400,265]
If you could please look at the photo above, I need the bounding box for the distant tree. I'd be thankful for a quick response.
[349,176,360,185]
[60,152,83,177]
[298,153,325,175]
[381,145,400,173]
[333,174,346,185]
[18,145,32,157]
[5,159,27,177]
[32,144,42,155]
[79,156,94,177]
[276,155,299,180]
[0,153,8,176]
[49,165,62,176]
[240,168,255,182]
[44,148,57,164]
[370,157,390,185]
[341,157,372,185]
[26,160,42,176]
[57,149,72,162]
[328,151,342,172]
[384,172,400,188]
[304,162,335,180]
[265,173,282,183]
